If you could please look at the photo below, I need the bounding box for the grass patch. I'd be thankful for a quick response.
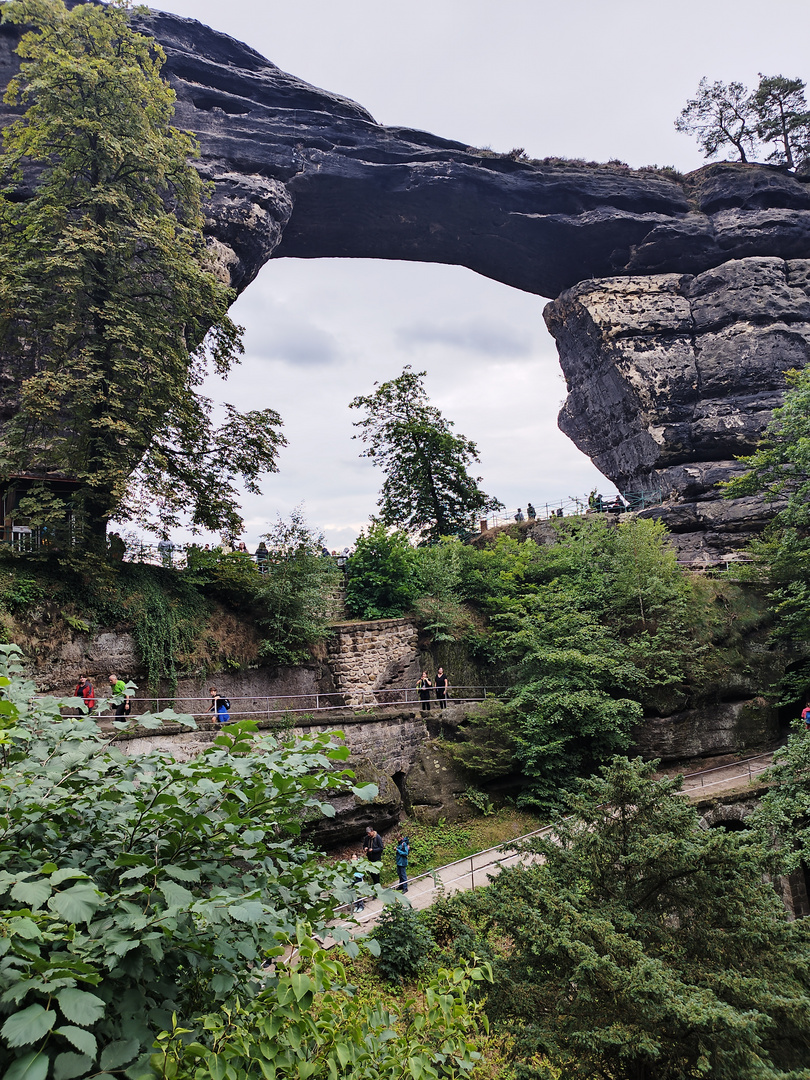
[377,808,542,881]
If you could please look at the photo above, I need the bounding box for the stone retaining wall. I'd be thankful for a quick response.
[326,618,420,706]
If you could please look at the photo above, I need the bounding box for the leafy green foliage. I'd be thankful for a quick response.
[0,644,371,1077]
[120,562,208,695]
[753,75,810,170]
[0,0,284,540]
[482,757,810,1080]
[153,930,492,1080]
[751,722,810,875]
[370,901,436,984]
[454,518,718,807]
[345,522,419,619]
[254,509,340,665]
[675,77,757,161]
[350,366,502,542]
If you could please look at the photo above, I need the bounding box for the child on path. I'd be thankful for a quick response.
[208,686,231,724]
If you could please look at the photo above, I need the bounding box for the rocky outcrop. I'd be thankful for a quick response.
[3,11,810,556]
[546,256,810,562]
[631,699,781,764]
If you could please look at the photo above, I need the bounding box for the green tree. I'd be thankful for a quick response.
[255,508,340,665]
[753,74,810,170]
[675,77,758,162]
[0,0,284,543]
[349,366,502,542]
[483,757,810,1080]
[0,644,375,1078]
[344,521,420,619]
[751,721,810,876]
[154,933,492,1080]
[455,518,709,807]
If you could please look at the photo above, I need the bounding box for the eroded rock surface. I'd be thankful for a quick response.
[547,256,810,561]
[3,10,810,555]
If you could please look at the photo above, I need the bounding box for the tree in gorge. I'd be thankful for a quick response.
[0,0,285,544]
[483,757,810,1080]
[349,366,502,542]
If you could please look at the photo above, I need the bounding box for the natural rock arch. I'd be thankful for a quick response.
[3,8,810,561]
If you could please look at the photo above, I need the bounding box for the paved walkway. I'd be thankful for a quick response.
[329,750,777,937]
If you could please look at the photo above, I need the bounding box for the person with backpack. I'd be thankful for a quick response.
[208,686,231,724]
[802,702,810,731]
[363,825,384,885]
[395,832,410,892]
[74,675,95,714]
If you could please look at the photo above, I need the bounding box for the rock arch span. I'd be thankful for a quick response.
[3,8,810,561]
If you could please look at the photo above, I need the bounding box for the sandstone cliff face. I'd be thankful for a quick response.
[546,256,810,561]
[2,11,810,558]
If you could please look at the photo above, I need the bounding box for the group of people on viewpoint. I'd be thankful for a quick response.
[416,666,449,712]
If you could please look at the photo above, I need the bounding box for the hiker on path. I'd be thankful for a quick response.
[417,672,432,712]
[208,686,231,725]
[363,825,384,885]
[395,832,410,892]
[74,676,95,714]
[108,673,132,719]
[802,702,810,730]
[434,667,449,710]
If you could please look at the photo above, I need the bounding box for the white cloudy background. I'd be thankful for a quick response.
[150,0,810,549]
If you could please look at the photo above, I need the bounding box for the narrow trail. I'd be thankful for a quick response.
[331,750,777,935]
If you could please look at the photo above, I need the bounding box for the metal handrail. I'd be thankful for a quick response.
[110,685,501,720]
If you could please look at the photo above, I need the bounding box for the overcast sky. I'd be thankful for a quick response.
[150,0,810,550]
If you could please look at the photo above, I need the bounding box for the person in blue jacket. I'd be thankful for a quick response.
[395,832,410,892]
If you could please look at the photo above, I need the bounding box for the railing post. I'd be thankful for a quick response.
[470,855,474,891]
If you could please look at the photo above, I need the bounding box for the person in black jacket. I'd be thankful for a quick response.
[434,667,449,710]
[363,825,384,884]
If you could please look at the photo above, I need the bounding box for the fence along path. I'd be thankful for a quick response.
[330,750,777,935]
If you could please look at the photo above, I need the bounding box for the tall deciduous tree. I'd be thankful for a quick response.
[675,77,757,162]
[485,757,810,1079]
[0,0,285,542]
[350,366,502,542]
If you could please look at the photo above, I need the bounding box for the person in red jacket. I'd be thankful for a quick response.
[74,676,95,713]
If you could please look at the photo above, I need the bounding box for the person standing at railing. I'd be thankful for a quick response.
[417,672,432,712]
[434,667,449,710]
[395,832,410,892]
[208,686,231,725]
[527,503,536,520]
[108,673,132,719]
[74,675,95,714]
[255,541,268,574]
[157,537,174,567]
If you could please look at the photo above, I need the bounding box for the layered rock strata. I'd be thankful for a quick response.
[3,10,810,555]
[546,256,810,562]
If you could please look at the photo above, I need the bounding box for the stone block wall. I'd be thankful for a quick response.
[325,618,420,706]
